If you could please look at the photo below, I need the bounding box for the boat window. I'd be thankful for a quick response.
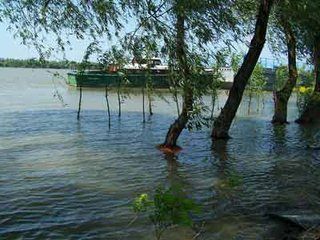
[153,60,161,66]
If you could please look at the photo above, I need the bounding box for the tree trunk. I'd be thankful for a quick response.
[160,9,192,151]
[211,0,273,139]
[296,35,320,124]
[162,89,192,148]
[272,19,297,124]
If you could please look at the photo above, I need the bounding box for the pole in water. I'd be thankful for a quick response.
[105,85,111,128]
[117,87,121,118]
[211,94,216,120]
[142,87,146,123]
[148,91,153,116]
[77,86,82,120]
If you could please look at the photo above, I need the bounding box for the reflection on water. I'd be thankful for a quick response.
[0,68,320,239]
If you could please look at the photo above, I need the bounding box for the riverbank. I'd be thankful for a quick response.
[0,58,99,69]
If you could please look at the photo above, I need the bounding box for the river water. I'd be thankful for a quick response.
[0,68,320,239]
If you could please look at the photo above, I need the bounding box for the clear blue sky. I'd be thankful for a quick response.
[0,22,93,61]
[0,21,278,63]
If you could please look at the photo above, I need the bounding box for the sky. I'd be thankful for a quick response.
[0,22,93,61]
[0,21,280,64]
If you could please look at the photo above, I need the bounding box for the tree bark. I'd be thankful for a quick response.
[272,19,297,124]
[160,8,192,150]
[296,35,320,124]
[211,0,274,139]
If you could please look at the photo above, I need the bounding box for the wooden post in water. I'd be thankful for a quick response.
[211,94,216,120]
[117,85,121,118]
[105,85,111,128]
[77,86,82,120]
[142,87,146,123]
[148,91,153,116]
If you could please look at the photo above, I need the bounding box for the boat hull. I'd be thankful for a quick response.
[67,72,169,88]
[66,71,233,89]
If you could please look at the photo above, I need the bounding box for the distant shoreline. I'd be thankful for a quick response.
[0,58,100,70]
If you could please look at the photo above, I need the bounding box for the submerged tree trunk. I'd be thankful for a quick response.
[162,88,192,148]
[160,9,192,151]
[211,0,273,139]
[296,36,320,124]
[272,19,297,124]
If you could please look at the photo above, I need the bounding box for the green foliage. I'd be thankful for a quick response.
[133,186,200,240]
[275,64,313,90]
[0,0,122,59]
[247,63,267,93]
[230,52,243,73]
[296,86,314,117]
[99,46,129,69]
[0,58,100,69]
[133,193,153,213]
[297,65,314,87]
[275,65,288,91]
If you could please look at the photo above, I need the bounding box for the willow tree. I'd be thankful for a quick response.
[0,0,122,60]
[122,0,240,150]
[211,0,274,139]
[293,1,320,124]
[159,0,240,150]
[268,1,299,124]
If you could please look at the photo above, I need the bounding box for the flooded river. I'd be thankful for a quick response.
[0,68,319,239]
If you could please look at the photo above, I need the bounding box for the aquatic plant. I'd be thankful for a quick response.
[132,186,200,240]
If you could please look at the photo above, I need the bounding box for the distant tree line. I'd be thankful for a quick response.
[0,58,101,69]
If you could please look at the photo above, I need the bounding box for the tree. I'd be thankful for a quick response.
[268,1,299,124]
[294,1,320,123]
[123,0,240,151]
[211,0,274,139]
[0,0,122,59]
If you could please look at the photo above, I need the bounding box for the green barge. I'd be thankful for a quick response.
[67,71,170,88]
[66,58,234,89]
[66,71,234,89]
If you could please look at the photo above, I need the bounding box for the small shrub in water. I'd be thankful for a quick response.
[132,186,200,240]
